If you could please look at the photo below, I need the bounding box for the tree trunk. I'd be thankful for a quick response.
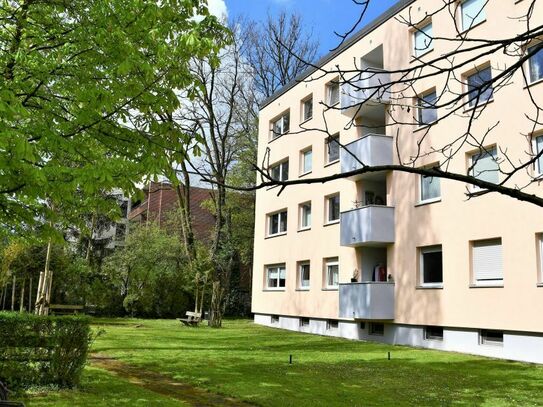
[86,213,96,263]
[209,281,225,328]
[35,238,53,315]
[19,279,25,312]
[28,277,32,312]
[11,275,16,311]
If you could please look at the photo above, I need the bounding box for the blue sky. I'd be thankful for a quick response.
[223,0,400,57]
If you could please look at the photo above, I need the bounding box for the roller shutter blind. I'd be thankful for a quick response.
[472,239,503,283]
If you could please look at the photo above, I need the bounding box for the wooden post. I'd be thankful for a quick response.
[44,270,53,316]
[35,271,44,314]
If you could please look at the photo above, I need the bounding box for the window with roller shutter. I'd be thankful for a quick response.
[471,238,503,286]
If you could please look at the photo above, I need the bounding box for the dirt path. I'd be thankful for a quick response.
[90,354,255,407]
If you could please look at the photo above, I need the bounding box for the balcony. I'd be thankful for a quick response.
[341,69,391,117]
[340,134,393,177]
[340,206,395,247]
[339,282,395,320]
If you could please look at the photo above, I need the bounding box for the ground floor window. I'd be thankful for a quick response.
[266,264,286,289]
[300,317,310,327]
[480,330,503,346]
[325,257,339,289]
[424,326,444,341]
[369,322,384,336]
[271,315,279,324]
[326,320,339,330]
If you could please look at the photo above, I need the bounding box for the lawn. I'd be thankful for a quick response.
[24,319,543,406]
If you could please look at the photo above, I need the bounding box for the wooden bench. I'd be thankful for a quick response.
[0,381,25,406]
[177,311,202,327]
[48,304,84,315]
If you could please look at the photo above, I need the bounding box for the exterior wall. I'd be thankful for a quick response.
[252,0,543,363]
[254,315,543,364]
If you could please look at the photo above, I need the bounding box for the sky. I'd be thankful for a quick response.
[209,0,400,57]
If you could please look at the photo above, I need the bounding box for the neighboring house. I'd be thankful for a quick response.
[252,0,543,363]
[128,181,216,243]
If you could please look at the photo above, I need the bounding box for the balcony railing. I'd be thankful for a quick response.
[341,69,391,114]
[340,205,395,247]
[340,134,393,176]
[339,282,395,320]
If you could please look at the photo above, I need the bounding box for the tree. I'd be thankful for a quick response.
[218,1,543,208]
[245,11,320,99]
[0,0,229,236]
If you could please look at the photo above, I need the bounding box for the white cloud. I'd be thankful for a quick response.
[207,0,228,19]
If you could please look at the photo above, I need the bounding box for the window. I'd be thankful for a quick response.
[538,234,543,282]
[299,202,311,230]
[425,326,444,341]
[326,80,340,106]
[420,246,443,286]
[528,43,543,84]
[469,147,499,187]
[301,148,312,175]
[325,257,339,289]
[417,91,437,125]
[466,66,493,107]
[300,317,310,327]
[326,134,340,163]
[270,160,289,182]
[298,262,310,289]
[413,22,433,57]
[472,239,503,286]
[270,111,290,139]
[420,172,441,202]
[326,320,339,330]
[271,315,280,324]
[302,96,313,121]
[460,0,486,31]
[480,330,504,346]
[359,322,366,330]
[266,265,286,289]
[369,322,384,336]
[534,135,543,175]
[268,210,287,236]
[327,194,340,223]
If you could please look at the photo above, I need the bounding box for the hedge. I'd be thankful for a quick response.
[0,312,92,389]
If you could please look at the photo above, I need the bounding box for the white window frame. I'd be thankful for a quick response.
[270,111,290,139]
[465,65,493,108]
[266,264,286,290]
[419,245,444,287]
[480,330,504,346]
[471,238,503,287]
[300,148,312,175]
[270,160,289,182]
[302,95,313,122]
[538,233,543,284]
[419,172,441,204]
[459,0,486,32]
[299,202,312,230]
[300,317,310,328]
[326,194,340,225]
[532,134,543,177]
[424,326,444,341]
[326,134,340,164]
[326,320,339,331]
[267,210,288,237]
[526,42,543,85]
[413,21,433,57]
[326,79,340,106]
[468,147,499,191]
[324,257,339,289]
[417,90,438,126]
[298,262,311,290]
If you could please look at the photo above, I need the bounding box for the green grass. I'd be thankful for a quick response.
[24,318,543,406]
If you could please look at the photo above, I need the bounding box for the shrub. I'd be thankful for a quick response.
[0,312,92,389]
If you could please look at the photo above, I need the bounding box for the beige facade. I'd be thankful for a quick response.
[252,0,543,362]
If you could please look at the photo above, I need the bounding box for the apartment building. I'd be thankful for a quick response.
[251,0,543,363]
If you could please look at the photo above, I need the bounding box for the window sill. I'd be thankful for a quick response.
[295,288,310,292]
[457,19,486,37]
[469,283,504,288]
[410,47,435,63]
[300,117,313,125]
[524,77,543,89]
[327,101,340,109]
[268,132,289,144]
[537,283,543,288]
[413,121,438,132]
[463,98,494,114]
[324,220,340,227]
[324,159,340,168]
[298,227,311,233]
[415,198,441,207]
[299,171,312,178]
[465,188,491,198]
[263,289,286,292]
[322,288,339,291]
[416,285,443,290]
[265,232,287,240]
